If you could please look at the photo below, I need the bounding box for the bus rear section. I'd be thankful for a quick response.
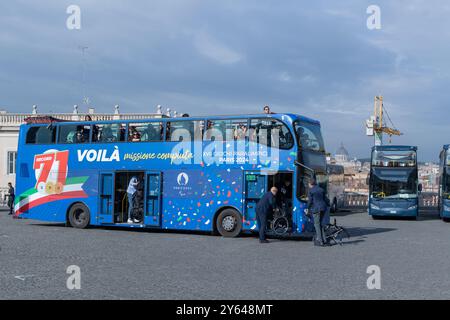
[439,145,450,221]
[368,146,421,219]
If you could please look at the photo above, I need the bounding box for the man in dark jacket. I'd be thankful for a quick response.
[6,182,15,215]
[307,179,330,246]
[256,187,278,243]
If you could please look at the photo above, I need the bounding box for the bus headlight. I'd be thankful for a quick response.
[370,204,380,210]
[408,205,418,210]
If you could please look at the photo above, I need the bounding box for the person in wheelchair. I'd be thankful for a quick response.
[276,179,293,213]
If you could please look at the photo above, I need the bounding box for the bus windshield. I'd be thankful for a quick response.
[372,150,416,167]
[294,121,325,152]
[371,167,418,199]
[444,171,450,195]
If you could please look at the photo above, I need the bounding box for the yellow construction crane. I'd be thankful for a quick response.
[366,96,402,145]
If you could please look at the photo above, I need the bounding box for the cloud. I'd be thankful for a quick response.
[193,31,243,65]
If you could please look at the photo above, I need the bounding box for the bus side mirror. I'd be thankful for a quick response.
[418,184,423,193]
[366,176,370,185]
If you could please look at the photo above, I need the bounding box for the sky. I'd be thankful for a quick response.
[0,0,449,161]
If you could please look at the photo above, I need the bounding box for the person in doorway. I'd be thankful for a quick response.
[255,187,278,243]
[132,182,144,223]
[127,176,139,223]
[6,182,14,215]
[277,179,292,210]
[307,178,330,247]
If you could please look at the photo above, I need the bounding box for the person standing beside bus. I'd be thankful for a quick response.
[127,176,139,224]
[307,179,330,247]
[6,182,15,215]
[255,187,278,243]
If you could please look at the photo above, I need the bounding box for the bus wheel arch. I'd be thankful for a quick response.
[213,206,243,238]
[67,202,91,229]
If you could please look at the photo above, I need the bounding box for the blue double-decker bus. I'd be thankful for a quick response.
[368,145,421,219]
[14,113,327,238]
[438,145,450,221]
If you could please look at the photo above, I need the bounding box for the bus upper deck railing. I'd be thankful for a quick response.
[0,113,167,126]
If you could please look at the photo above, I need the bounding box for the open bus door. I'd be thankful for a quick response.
[98,172,114,224]
[144,172,161,227]
[244,173,267,225]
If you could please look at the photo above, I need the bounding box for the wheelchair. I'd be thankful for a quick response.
[269,202,292,236]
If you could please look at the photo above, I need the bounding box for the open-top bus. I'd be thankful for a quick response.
[438,145,450,221]
[14,113,327,237]
[368,145,421,219]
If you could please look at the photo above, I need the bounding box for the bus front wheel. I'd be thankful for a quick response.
[68,203,90,229]
[216,209,242,238]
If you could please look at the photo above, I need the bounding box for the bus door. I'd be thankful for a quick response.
[144,172,162,227]
[244,173,267,222]
[99,172,114,224]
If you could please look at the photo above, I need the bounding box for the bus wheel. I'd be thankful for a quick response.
[216,209,242,238]
[68,203,90,229]
[443,217,450,223]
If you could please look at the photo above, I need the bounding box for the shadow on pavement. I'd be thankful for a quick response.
[331,209,367,217]
[345,226,396,238]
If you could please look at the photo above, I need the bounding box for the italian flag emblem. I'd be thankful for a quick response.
[15,176,89,215]
[15,149,89,215]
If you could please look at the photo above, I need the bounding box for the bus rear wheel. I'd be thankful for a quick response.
[216,209,242,238]
[68,203,90,229]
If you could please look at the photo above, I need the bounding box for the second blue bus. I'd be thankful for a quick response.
[368,145,421,219]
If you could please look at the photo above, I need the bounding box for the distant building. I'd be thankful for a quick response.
[419,162,440,193]
[328,142,369,194]
[0,104,172,203]
[335,143,349,163]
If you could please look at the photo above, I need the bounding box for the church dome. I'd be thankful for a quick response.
[336,143,349,157]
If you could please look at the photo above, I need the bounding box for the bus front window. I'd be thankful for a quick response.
[372,168,418,199]
[294,121,325,152]
[372,150,416,167]
[443,167,450,199]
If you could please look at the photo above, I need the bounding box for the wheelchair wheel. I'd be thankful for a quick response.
[271,216,289,235]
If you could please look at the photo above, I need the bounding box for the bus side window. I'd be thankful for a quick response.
[59,125,90,143]
[26,126,56,144]
[167,121,201,142]
[204,119,247,141]
[250,118,293,149]
[128,125,141,142]
[126,122,163,142]
[141,122,163,142]
[93,123,124,143]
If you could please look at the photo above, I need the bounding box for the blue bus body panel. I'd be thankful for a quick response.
[15,113,318,235]
[369,198,419,217]
[440,199,450,218]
